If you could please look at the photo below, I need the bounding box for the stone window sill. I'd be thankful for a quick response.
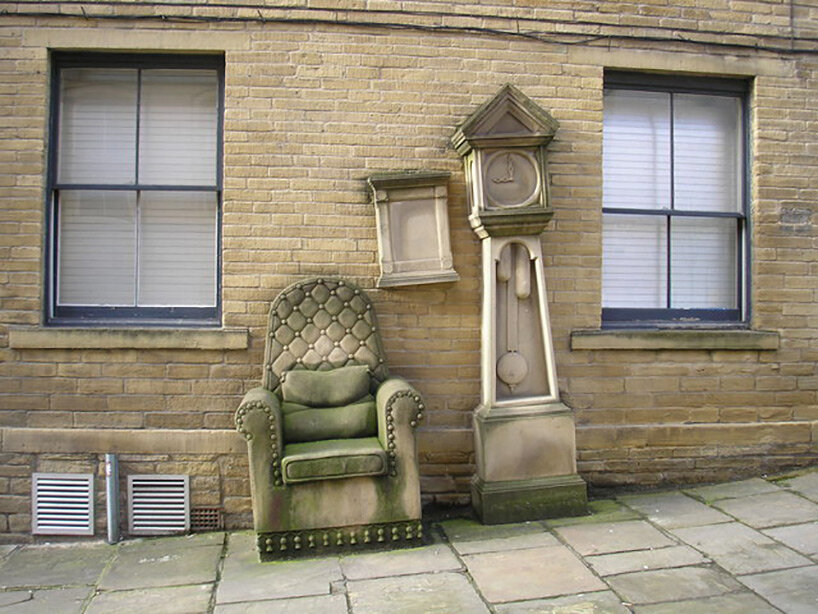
[8,327,249,350]
[570,329,779,351]
[0,427,244,454]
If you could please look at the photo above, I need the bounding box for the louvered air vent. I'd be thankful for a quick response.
[32,473,95,536]
[128,475,190,535]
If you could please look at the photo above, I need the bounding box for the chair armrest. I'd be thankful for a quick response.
[235,387,284,487]
[376,377,424,426]
[376,378,424,476]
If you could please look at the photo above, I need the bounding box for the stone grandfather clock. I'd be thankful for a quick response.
[452,85,587,523]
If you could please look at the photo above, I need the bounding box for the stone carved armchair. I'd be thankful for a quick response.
[235,277,425,560]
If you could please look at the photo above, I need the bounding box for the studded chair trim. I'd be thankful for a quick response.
[263,278,390,393]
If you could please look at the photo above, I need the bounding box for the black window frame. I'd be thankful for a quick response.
[602,71,751,329]
[46,52,225,327]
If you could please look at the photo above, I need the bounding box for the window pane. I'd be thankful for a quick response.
[58,190,136,306]
[602,214,667,308]
[603,89,671,210]
[138,70,219,186]
[58,69,137,184]
[674,94,741,213]
[670,217,738,309]
[137,191,218,307]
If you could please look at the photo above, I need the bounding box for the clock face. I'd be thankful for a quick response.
[483,149,541,209]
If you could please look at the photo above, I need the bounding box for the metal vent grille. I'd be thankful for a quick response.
[32,473,94,536]
[127,475,190,535]
[191,507,223,532]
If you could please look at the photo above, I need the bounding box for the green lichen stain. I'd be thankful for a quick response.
[545,499,640,528]
[439,518,541,543]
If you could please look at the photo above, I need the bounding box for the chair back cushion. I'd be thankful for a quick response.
[280,364,376,443]
[282,396,376,443]
[281,364,370,407]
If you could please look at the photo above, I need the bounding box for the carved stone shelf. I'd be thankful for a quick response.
[367,171,459,288]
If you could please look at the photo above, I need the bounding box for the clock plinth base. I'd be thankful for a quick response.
[472,474,587,525]
[471,403,587,524]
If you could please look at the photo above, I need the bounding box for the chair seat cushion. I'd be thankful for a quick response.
[281,364,371,407]
[282,395,376,443]
[281,437,387,484]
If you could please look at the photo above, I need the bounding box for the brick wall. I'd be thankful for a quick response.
[1,1,817,541]
[2,452,250,537]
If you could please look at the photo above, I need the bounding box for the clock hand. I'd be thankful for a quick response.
[492,153,515,184]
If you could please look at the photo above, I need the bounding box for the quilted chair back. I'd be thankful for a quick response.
[262,277,389,394]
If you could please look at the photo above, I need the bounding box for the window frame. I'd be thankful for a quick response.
[46,52,225,327]
[601,71,751,329]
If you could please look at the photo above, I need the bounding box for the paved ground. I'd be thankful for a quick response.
[1,469,817,613]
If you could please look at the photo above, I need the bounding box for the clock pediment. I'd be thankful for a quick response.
[489,112,531,137]
[451,84,559,155]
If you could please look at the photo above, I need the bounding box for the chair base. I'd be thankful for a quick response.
[256,519,426,561]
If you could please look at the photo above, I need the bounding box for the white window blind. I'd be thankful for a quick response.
[58,190,137,306]
[54,62,219,314]
[602,85,742,314]
[673,94,742,214]
[602,214,667,309]
[602,90,670,211]
[58,69,137,185]
[671,217,737,309]
[138,70,218,186]
[138,191,217,307]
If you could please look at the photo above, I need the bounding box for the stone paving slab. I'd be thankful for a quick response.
[671,521,812,575]
[554,520,675,556]
[222,530,255,552]
[0,545,17,558]
[780,471,818,502]
[214,594,348,614]
[119,531,225,552]
[340,543,461,579]
[739,565,818,613]
[763,521,818,556]
[0,587,91,614]
[438,518,545,543]
[0,541,115,588]
[99,533,224,590]
[684,478,782,502]
[85,583,213,614]
[494,590,631,613]
[216,533,342,605]
[618,491,732,528]
[605,565,742,605]
[463,544,606,603]
[544,499,641,528]
[713,491,818,528]
[440,519,559,555]
[586,544,709,576]
[452,530,559,555]
[347,571,490,614]
[633,591,781,614]
[439,518,562,555]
